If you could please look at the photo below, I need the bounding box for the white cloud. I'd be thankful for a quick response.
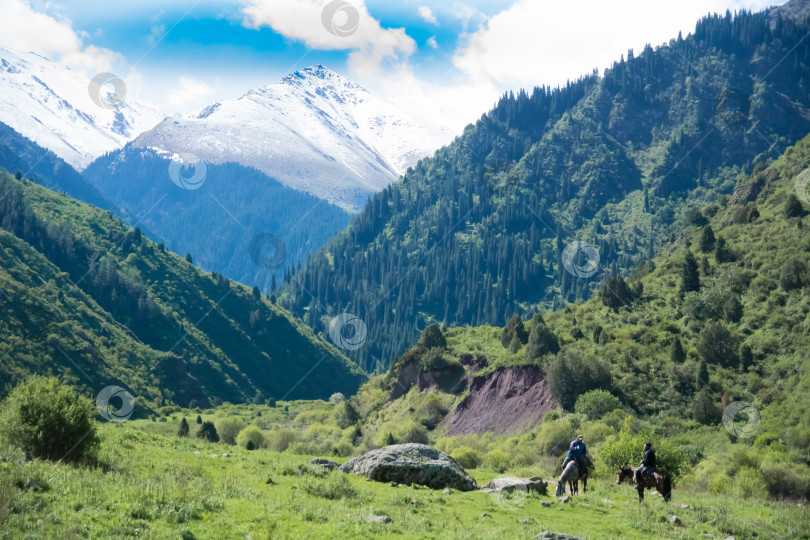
[0,0,119,74]
[167,76,215,112]
[419,6,438,25]
[453,0,776,89]
[241,0,415,78]
[427,36,438,49]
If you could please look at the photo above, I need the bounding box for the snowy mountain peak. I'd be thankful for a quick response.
[0,46,163,170]
[133,66,454,212]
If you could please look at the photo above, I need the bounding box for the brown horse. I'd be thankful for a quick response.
[617,466,672,502]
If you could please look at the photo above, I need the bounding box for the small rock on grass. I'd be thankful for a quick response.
[518,518,535,523]
[480,513,492,518]
[601,498,615,504]
[366,515,392,524]
[680,503,691,510]
[443,488,452,495]
[557,496,571,503]
[534,532,585,540]
[540,501,553,508]
[669,515,682,526]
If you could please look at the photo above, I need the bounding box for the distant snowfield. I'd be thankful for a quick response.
[0,50,454,212]
[0,47,164,170]
[133,66,455,212]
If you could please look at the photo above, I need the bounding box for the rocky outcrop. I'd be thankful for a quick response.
[448,366,558,436]
[339,443,479,491]
[310,458,339,470]
[482,477,548,495]
[390,361,466,400]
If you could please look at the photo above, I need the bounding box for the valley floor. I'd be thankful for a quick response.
[1,422,806,540]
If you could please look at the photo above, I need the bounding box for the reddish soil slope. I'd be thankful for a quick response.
[448,366,558,436]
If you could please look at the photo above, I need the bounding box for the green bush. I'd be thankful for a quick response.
[779,258,807,291]
[537,418,572,456]
[547,350,612,410]
[236,426,265,450]
[450,447,482,469]
[302,475,357,500]
[196,421,219,443]
[760,461,810,500]
[732,466,767,499]
[397,421,429,444]
[574,390,623,419]
[266,429,297,452]
[485,449,510,473]
[599,419,689,480]
[215,416,246,445]
[0,377,98,462]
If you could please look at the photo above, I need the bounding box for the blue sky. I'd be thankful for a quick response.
[4,0,779,131]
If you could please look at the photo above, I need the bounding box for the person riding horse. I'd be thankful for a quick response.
[561,434,588,475]
[634,442,657,487]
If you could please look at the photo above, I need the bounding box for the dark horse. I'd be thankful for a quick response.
[617,466,672,502]
[555,460,589,496]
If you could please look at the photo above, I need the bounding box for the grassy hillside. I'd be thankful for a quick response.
[1,411,807,539]
[0,171,365,406]
[281,8,810,372]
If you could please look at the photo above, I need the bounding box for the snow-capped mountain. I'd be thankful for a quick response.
[0,46,163,170]
[133,65,454,212]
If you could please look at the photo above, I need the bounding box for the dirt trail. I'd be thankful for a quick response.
[448,366,558,436]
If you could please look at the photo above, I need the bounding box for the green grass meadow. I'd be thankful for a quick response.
[1,420,806,540]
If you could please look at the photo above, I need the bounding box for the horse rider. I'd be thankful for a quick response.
[634,442,656,486]
[561,434,587,474]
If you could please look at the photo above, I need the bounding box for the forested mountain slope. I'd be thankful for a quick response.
[363,133,810,480]
[83,146,352,292]
[0,172,365,406]
[281,9,810,372]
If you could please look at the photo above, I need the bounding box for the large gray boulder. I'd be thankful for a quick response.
[339,443,479,491]
[482,477,548,495]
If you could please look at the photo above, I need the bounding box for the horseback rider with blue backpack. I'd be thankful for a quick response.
[561,434,588,474]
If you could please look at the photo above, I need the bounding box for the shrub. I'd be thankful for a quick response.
[0,377,98,462]
[418,324,447,349]
[303,475,357,500]
[779,258,807,291]
[329,393,346,404]
[266,429,297,452]
[732,466,767,499]
[784,193,804,218]
[416,393,449,430]
[501,315,528,347]
[699,225,716,252]
[525,321,560,359]
[450,447,482,469]
[196,421,219,443]
[215,417,246,445]
[236,426,265,450]
[537,418,573,456]
[196,415,202,424]
[600,275,637,310]
[599,419,689,479]
[681,251,700,293]
[485,449,510,473]
[760,461,809,499]
[542,410,561,423]
[697,321,737,366]
[692,388,720,425]
[687,208,708,226]
[547,350,612,410]
[334,400,360,429]
[178,418,190,437]
[574,390,623,420]
[397,421,429,444]
[670,337,686,363]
